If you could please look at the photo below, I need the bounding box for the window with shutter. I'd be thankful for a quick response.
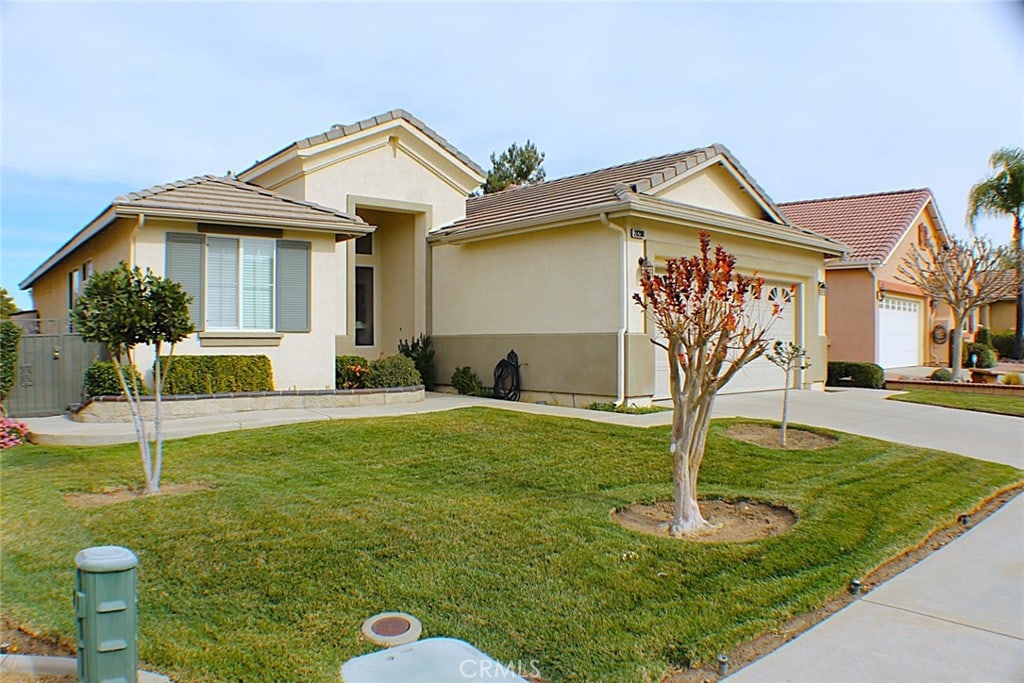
[276,240,311,333]
[165,232,205,331]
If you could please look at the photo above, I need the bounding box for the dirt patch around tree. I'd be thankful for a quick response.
[724,423,837,450]
[612,499,797,543]
[63,481,212,509]
[662,485,1022,683]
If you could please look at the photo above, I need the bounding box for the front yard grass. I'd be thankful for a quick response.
[888,389,1024,417]
[2,408,1020,682]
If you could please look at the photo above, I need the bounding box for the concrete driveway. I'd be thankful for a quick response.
[715,388,1024,682]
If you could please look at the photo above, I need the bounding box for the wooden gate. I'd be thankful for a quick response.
[6,320,104,417]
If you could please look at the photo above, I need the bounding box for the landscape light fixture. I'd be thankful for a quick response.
[876,286,887,302]
[717,654,730,676]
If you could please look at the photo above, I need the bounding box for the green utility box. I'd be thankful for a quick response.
[74,546,139,683]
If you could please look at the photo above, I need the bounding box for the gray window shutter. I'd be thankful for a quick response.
[276,240,311,333]
[165,232,205,332]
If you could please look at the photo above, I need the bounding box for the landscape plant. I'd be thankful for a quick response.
[962,342,997,369]
[897,236,1015,381]
[398,334,436,390]
[451,366,487,396]
[71,262,192,494]
[84,360,148,398]
[765,341,810,446]
[0,416,28,449]
[336,355,369,389]
[483,140,546,193]
[0,319,22,414]
[635,231,785,534]
[364,354,421,388]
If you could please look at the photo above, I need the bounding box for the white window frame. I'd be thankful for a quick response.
[205,236,276,332]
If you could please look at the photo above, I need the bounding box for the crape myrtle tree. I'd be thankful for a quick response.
[71,262,193,494]
[635,232,786,535]
[765,341,810,447]
[966,147,1024,359]
[897,235,1015,382]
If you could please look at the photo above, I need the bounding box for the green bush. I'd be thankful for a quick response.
[929,368,952,382]
[1003,372,1022,386]
[451,366,487,396]
[84,360,148,397]
[586,402,666,415]
[336,355,369,389]
[398,334,436,390]
[160,355,274,394]
[992,331,1017,359]
[974,327,993,347]
[365,354,421,388]
[0,320,22,403]
[826,361,885,389]
[962,343,997,369]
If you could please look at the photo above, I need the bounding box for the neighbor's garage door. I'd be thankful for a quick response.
[653,284,798,398]
[878,296,922,368]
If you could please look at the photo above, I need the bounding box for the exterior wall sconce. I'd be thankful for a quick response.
[817,280,828,296]
[876,285,887,302]
[638,257,653,278]
[929,298,938,311]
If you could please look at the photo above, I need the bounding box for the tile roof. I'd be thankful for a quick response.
[437,144,790,238]
[779,189,934,263]
[244,109,485,178]
[112,175,368,229]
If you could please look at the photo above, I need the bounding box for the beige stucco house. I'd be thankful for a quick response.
[21,110,845,403]
[780,189,955,368]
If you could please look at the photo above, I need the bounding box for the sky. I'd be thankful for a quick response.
[2,1,1022,310]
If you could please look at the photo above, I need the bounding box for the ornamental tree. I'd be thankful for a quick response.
[897,235,1015,381]
[71,262,193,494]
[635,232,785,535]
[765,341,810,447]
[483,140,546,194]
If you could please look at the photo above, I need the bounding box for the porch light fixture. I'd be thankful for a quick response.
[876,285,887,302]
[817,280,828,296]
[638,257,654,278]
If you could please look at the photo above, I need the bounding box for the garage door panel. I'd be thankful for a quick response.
[878,297,921,368]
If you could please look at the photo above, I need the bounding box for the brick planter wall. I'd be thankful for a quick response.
[73,386,425,423]
[885,379,1024,396]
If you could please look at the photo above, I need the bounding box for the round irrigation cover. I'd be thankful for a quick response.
[361,612,422,647]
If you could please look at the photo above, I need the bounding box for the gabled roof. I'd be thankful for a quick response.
[21,175,370,290]
[779,188,941,264]
[434,144,818,243]
[241,108,485,179]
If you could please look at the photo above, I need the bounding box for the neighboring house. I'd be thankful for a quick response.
[980,270,1018,335]
[22,110,845,403]
[779,189,954,368]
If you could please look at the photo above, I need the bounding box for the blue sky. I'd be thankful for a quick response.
[2,1,1022,310]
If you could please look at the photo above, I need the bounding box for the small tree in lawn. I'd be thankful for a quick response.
[765,341,810,447]
[635,232,785,535]
[71,262,192,494]
[897,235,1015,381]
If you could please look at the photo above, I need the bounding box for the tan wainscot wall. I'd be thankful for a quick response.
[30,217,135,320]
[638,218,829,390]
[129,219,344,391]
[73,386,424,423]
[823,268,875,363]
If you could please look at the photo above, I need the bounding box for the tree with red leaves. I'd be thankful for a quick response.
[634,232,787,535]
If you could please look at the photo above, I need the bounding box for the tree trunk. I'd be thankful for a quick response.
[780,378,790,447]
[667,392,713,536]
[950,315,965,381]
[112,355,153,491]
[1014,221,1023,359]
[151,349,163,494]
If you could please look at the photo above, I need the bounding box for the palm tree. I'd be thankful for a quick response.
[967,147,1024,359]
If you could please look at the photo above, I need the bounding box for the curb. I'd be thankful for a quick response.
[0,653,171,682]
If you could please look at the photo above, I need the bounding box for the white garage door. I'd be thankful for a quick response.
[653,284,798,398]
[878,297,921,368]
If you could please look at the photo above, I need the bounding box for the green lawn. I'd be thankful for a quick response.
[888,389,1024,417]
[2,409,1019,682]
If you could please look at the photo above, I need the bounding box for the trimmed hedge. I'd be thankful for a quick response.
[826,361,885,389]
[84,360,147,397]
[962,342,997,369]
[992,331,1017,359]
[929,368,952,382]
[365,354,421,388]
[336,355,369,389]
[159,355,274,394]
[0,320,22,402]
[974,327,993,347]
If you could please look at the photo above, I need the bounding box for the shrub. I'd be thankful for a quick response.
[0,319,22,404]
[452,366,487,396]
[84,360,148,397]
[974,327,993,347]
[962,343,997,369]
[587,402,666,415]
[992,331,1017,359]
[1003,372,1022,386]
[826,361,885,389]
[160,355,274,394]
[0,416,28,449]
[365,354,421,388]
[398,334,436,390]
[336,355,369,389]
[929,368,952,382]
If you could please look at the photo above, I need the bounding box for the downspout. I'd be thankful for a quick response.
[599,212,627,405]
[129,213,146,267]
[867,261,879,363]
